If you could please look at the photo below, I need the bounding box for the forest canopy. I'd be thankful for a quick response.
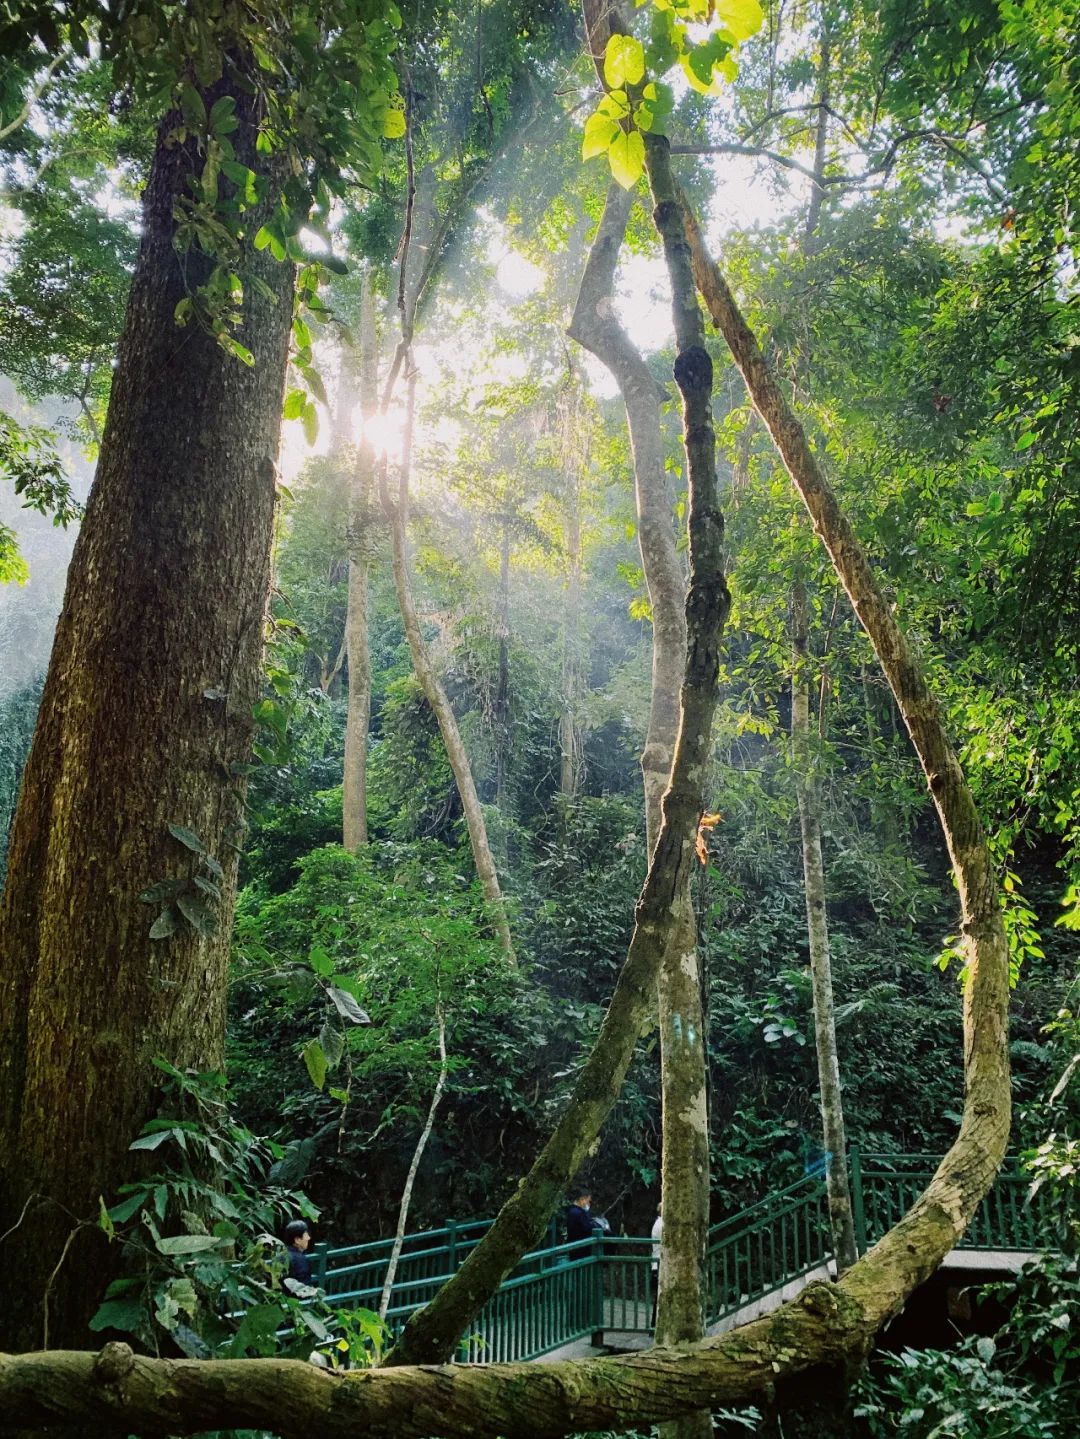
[0,1,1078,1436]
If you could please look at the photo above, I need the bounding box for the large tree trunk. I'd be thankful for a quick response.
[0,89,293,1352]
[791,578,858,1276]
[677,185,1011,1306]
[380,371,515,964]
[342,273,377,851]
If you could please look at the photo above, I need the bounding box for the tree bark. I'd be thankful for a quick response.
[642,130,717,1439]
[567,180,685,853]
[380,371,515,964]
[676,184,1011,1305]
[0,88,294,1352]
[378,1000,449,1322]
[791,578,858,1275]
[342,273,376,852]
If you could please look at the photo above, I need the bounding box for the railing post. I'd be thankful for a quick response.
[313,1241,330,1289]
[447,1219,458,1273]
[850,1146,868,1256]
[590,1232,605,1346]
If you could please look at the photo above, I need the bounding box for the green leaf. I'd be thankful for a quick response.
[328,986,372,1026]
[383,106,406,139]
[179,81,206,130]
[604,33,645,89]
[149,907,179,940]
[107,1190,147,1223]
[293,316,312,351]
[302,400,318,446]
[303,1038,328,1090]
[89,1297,146,1334]
[319,1020,345,1070]
[209,95,237,135]
[129,1128,173,1152]
[156,1234,222,1256]
[139,879,186,904]
[176,891,218,938]
[168,823,207,856]
[309,945,334,978]
[174,297,193,326]
[254,225,274,251]
[582,112,620,161]
[716,0,764,43]
[283,388,306,421]
[608,129,645,190]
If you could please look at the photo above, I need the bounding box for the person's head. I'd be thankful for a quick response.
[285,1219,311,1251]
[573,1190,592,1209]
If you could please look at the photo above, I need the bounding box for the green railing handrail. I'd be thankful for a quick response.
[317,1153,1053,1364]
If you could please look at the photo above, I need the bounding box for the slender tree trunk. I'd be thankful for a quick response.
[494,515,511,814]
[642,129,716,1439]
[566,161,709,1435]
[559,457,582,797]
[791,578,858,1275]
[786,43,857,1282]
[342,273,376,852]
[379,1000,449,1322]
[380,371,515,964]
[0,88,294,1352]
[678,184,1011,1307]
[567,180,685,849]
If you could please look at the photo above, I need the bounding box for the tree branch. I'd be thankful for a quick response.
[0,52,67,144]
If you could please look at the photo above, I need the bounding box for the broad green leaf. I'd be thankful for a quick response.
[129,1128,173,1152]
[303,1037,328,1090]
[176,891,218,938]
[149,907,178,940]
[179,81,206,130]
[309,945,334,977]
[383,106,406,139]
[604,33,645,89]
[319,1020,345,1069]
[716,0,764,43]
[89,1297,146,1333]
[155,1234,221,1256]
[283,388,306,421]
[209,95,237,135]
[608,129,645,190]
[302,400,318,446]
[168,823,206,855]
[328,986,372,1026]
[582,113,619,161]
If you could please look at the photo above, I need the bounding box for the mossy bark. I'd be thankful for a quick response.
[644,130,719,1439]
[0,87,293,1352]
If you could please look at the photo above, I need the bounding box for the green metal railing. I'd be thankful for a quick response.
[318,1152,1053,1364]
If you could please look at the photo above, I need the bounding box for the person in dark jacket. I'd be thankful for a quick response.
[566,1189,605,1244]
[284,1219,313,1285]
